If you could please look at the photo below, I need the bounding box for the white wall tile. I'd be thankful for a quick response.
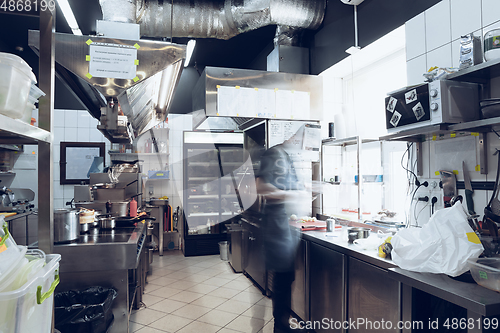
[451,29,483,68]
[53,110,65,128]
[64,110,78,128]
[53,128,65,143]
[77,127,90,142]
[53,144,60,163]
[426,42,453,69]
[482,0,500,28]
[64,127,78,142]
[77,110,91,128]
[406,12,426,60]
[63,185,74,199]
[53,162,60,181]
[406,55,427,86]
[89,127,103,142]
[425,0,452,51]
[53,182,64,199]
[450,0,482,41]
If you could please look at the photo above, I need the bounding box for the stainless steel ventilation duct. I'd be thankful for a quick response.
[100,0,326,42]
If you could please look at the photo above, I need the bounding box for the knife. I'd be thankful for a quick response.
[462,161,475,215]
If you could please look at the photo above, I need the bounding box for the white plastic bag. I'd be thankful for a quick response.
[391,202,483,277]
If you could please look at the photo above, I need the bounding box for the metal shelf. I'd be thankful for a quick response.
[447,57,500,83]
[378,124,448,142]
[0,114,51,144]
[322,136,378,146]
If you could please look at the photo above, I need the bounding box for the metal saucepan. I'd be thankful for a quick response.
[99,216,117,229]
[54,209,80,243]
[105,201,129,217]
[348,227,371,243]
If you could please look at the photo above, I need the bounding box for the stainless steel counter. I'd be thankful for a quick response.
[53,222,147,333]
[301,224,500,332]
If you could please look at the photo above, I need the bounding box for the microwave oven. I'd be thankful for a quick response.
[385,80,480,132]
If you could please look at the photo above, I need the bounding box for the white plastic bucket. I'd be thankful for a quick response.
[0,52,36,119]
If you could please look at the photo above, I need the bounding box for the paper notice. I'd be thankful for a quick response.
[405,89,417,104]
[89,43,137,79]
[386,96,397,113]
[412,102,425,121]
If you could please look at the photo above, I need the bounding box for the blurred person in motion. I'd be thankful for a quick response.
[255,129,308,333]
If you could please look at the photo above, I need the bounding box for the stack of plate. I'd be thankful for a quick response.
[480,98,500,119]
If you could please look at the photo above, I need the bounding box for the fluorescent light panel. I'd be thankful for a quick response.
[56,0,82,36]
[184,40,196,67]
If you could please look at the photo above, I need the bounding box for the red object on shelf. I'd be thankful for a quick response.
[129,198,137,217]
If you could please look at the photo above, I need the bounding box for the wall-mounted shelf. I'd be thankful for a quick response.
[447,57,500,83]
[0,114,51,144]
[322,136,378,147]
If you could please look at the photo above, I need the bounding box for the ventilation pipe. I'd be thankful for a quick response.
[100,0,326,45]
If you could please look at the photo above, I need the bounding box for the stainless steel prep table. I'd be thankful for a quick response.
[53,222,147,333]
[300,228,500,333]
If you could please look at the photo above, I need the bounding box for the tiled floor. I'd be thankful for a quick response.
[130,251,274,333]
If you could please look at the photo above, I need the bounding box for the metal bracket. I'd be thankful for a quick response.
[416,141,423,176]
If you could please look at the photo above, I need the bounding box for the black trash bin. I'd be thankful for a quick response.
[54,286,117,333]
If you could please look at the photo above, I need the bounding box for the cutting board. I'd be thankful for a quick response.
[290,221,328,231]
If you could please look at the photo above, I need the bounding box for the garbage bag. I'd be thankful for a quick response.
[54,286,117,333]
[391,202,483,277]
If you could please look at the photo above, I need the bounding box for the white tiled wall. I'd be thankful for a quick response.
[10,110,108,210]
[53,110,109,209]
[404,0,500,225]
[406,0,500,85]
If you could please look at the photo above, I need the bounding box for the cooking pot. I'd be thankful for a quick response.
[54,209,80,243]
[99,216,117,229]
[112,163,139,173]
[348,227,370,243]
[79,209,95,234]
[105,201,129,217]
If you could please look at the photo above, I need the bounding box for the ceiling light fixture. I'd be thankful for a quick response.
[344,1,364,55]
[56,0,82,35]
[184,40,196,67]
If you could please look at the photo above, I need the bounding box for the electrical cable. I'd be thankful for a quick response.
[415,200,430,226]
[493,128,500,139]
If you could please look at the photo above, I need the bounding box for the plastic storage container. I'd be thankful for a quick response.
[0,52,36,119]
[0,253,61,333]
[468,258,500,292]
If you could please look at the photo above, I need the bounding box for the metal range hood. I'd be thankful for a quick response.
[29,30,186,142]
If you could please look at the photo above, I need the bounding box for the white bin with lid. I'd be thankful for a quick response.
[0,52,36,119]
[0,253,61,333]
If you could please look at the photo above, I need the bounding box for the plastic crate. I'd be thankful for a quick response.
[0,254,61,333]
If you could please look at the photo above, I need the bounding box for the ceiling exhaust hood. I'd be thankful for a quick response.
[28,30,186,142]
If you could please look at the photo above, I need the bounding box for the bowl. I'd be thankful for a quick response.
[467,258,500,292]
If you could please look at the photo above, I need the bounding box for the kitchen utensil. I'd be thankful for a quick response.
[440,170,457,208]
[485,152,500,224]
[54,209,80,243]
[463,161,475,215]
[105,201,129,217]
[98,216,116,229]
[347,227,370,243]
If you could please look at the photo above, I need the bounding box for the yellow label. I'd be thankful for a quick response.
[291,90,295,93]
[85,55,90,61]
[236,113,239,117]
[254,88,258,91]
[432,135,437,141]
[450,132,456,138]
[274,88,279,92]
[235,86,240,89]
[471,132,479,137]
[86,73,93,79]
[216,85,221,89]
[467,232,481,244]
[133,76,139,82]
[453,170,459,175]
[86,39,93,45]
[134,59,139,65]
[291,115,294,119]
[435,171,440,176]
[134,43,140,49]
[475,165,481,172]
[157,173,164,176]
[216,113,219,116]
